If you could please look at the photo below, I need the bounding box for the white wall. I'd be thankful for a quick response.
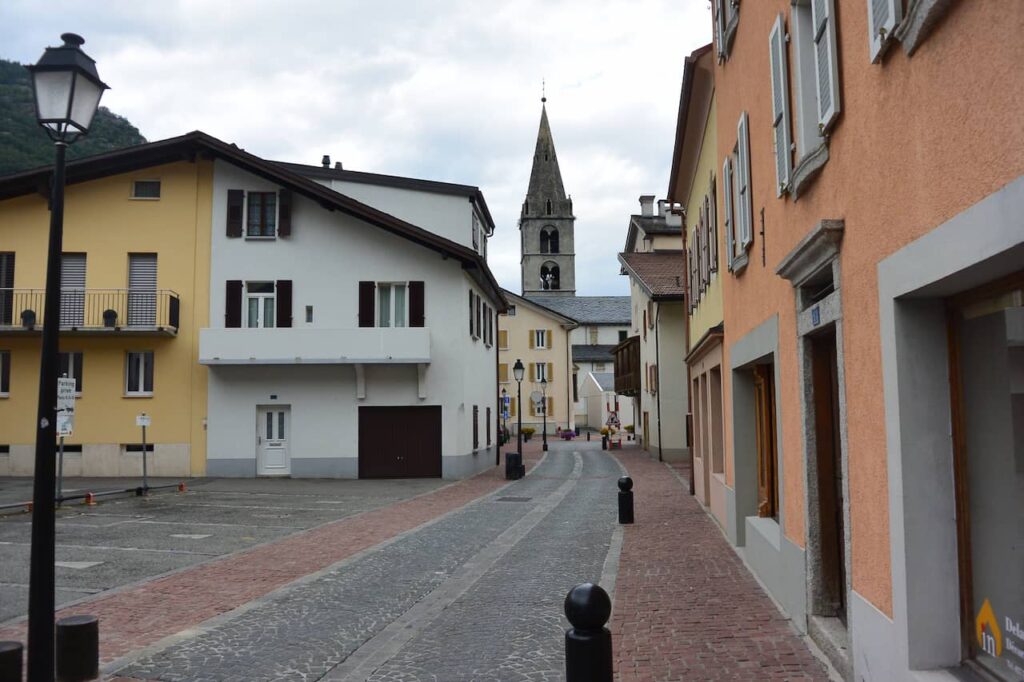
[206,161,498,477]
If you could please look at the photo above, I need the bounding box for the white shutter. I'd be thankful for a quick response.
[128,254,158,326]
[867,0,901,63]
[769,14,793,196]
[60,253,86,326]
[722,156,735,271]
[737,112,753,249]
[812,0,841,132]
[714,0,727,58]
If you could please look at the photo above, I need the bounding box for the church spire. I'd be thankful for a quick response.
[524,100,569,214]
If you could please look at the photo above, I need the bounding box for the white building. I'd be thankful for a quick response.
[199,152,505,479]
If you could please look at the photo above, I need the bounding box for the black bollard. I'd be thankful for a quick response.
[618,476,634,524]
[564,583,613,682]
[0,641,22,681]
[56,614,98,682]
[601,435,608,450]
[587,431,591,441]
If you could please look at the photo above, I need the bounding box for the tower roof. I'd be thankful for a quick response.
[525,103,568,206]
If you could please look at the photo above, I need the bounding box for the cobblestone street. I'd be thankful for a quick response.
[1,438,834,681]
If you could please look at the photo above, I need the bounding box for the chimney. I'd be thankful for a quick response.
[334,161,343,170]
[665,202,683,227]
[657,199,668,218]
[639,194,655,217]
[321,155,331,168]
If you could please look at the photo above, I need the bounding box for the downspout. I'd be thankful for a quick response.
[566,327,572,433]
[655,302,663,462]
[681,216,695,495]
[495,314,501,467]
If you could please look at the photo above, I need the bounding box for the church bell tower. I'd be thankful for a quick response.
[520,98,576,296]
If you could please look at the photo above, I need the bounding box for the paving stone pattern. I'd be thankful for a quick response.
[118,448,605,681]
[611,449,831,681]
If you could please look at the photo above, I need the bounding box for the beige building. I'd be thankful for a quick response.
[497,291,576,437]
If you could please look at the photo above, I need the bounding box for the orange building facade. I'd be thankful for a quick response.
[704,0,1023,679]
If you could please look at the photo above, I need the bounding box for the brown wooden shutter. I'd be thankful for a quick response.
[278,189,292,237]
[510,397,516,417]
[499,363,508,383]
[0,351,9,393]
[276,280,292,328]
[499,329,508,349]
[226,190,244,238]
[529,330,535,349]
[547,397,554,416]
[359,281,376,327]
[529,363,535,382]
[225,280,242,328]
[547,363,554,382]
[73,353,83,393]
[409,281,425,327]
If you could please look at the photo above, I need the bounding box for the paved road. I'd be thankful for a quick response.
[0,477,446,623]
[113,442,619,681]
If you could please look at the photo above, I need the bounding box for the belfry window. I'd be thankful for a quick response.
[546,199,552,215]
[540,226,559,254]
[540,262,560,290]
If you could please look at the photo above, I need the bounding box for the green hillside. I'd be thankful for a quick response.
[0,58,146,176]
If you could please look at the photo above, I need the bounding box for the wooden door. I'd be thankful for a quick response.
[359,406,442,478]
[753,364,778,519]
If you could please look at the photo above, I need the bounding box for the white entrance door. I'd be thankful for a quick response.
[257,406,290,476]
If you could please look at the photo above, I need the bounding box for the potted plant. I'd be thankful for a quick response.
[522,426,535,441]
[625,424,635,441]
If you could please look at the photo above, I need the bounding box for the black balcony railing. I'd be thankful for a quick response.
[0,288,180,333]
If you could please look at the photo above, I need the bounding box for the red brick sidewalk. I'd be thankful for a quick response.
[611,447,830,681]
[0,442,544,668]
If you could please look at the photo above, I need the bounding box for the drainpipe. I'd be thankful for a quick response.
[655,302,663,462]
[681,220,695,495]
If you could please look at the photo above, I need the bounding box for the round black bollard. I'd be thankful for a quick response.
[56,614,98,682]
[586,431,591,441]
[618,476,634,524]
[0,641,23,681]
[601,435,608,450]
[564,583,613,682]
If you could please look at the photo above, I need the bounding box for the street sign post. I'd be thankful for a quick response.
[56,376,76,503]
[136,413,151,492]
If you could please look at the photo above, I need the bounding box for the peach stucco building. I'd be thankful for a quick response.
[703,0,1023,679]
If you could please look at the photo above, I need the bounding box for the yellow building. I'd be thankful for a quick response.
[666,45,727,528]
[0,135,213,477]
[497,291,576,437]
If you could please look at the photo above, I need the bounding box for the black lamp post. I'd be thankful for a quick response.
[513,359,524,458]
[26,33,107,681]
[540,376,548,452]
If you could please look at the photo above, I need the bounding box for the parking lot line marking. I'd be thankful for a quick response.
[55,561,104,570]
[170,534,212,540]
[136,520,300,530]
[0,581,102,594]
[2,541,218,556]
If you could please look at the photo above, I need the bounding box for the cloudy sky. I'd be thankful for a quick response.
[2,1,711,296]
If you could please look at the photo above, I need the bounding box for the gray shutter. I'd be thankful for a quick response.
[0,253,13,326]
[737,112,753,249]
[868,0,901,63]
[722,156,735,271]
[714,0,727,58]
[128,254,157,326]
[60,253,86,326]
[812,0,841,132]
[708,183,718,273]
[769,14,793,196]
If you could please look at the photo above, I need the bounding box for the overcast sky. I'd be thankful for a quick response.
[2,1,711,296]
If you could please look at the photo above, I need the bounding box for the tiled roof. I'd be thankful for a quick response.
[590,372,615,391]
[573,345,618,363]
[617,252,686,300]
[525,295,631,324]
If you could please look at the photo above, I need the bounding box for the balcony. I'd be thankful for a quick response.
[199,327,431,365]
[613,335,641,396]
[0,288,180,336]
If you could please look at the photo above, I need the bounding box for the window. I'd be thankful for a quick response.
[246,282,277,328]
[0,252,13,326]
[125,351,154,395]
[377,283,408,328]
[546,199,552,215]
[472,214,480,249]
[473,405,479,449]
[131,180,161,199]
[532,396,554,417]
[540,262,560,290]
[540,226,559,254]
[769,14,794,196]
[589,327,599,345]
[618,330,627,342]
[594,362,606,372]
[722,156,736,271]
[305,305,313,323]
[867,0,901,62]
[736,112,753,252]
[486,407,492,446]
[648,364,658,394]
[246,191,277,237]
[573,372,578,402]
[59,352,83,393]
[127,253,157,327]
[507,305,516,317]
[791,0,841,142]
[0,350,9,395]
[532,329,549,349]
[714,0,739,60]
[60,253,86,327]
[754,364,779,519]
[534,362,549,383]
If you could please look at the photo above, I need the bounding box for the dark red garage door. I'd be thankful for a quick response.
[359,406,442,478]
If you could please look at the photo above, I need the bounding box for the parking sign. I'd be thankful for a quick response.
[56,377,76,437]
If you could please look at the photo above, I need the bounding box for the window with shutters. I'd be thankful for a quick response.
[0,252,13,326]
[534,329,548,349]
[788,0,840,196]
[127,254,157,327]
[125,351,154,396]
[534,362,548,383]
[722,156,737,272]
[245,282,277,328]
[867,0,901,63]
[377,283,408,328]
[246,192,277,237]
[714,0,740,61]
[736,112,753,254]
[0,350,9,395]
[131,180,161,200]
[769,14,794,196]
[60,253,86,327]
[59,352,83,394]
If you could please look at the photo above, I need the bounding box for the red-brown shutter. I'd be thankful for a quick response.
[409,281,425,327]
[359,281,375,327]
[0,351,9,393]
[226,190,244,238]
[276,280,292,328]
[278,189,292,237]
[225,280,242,328]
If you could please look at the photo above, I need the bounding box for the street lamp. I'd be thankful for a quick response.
[27,33,107,681]
[540,376,548,452]
[513,359,525,459]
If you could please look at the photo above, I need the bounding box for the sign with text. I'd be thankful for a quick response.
[136,414,151,428]
[56,377,76,437]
